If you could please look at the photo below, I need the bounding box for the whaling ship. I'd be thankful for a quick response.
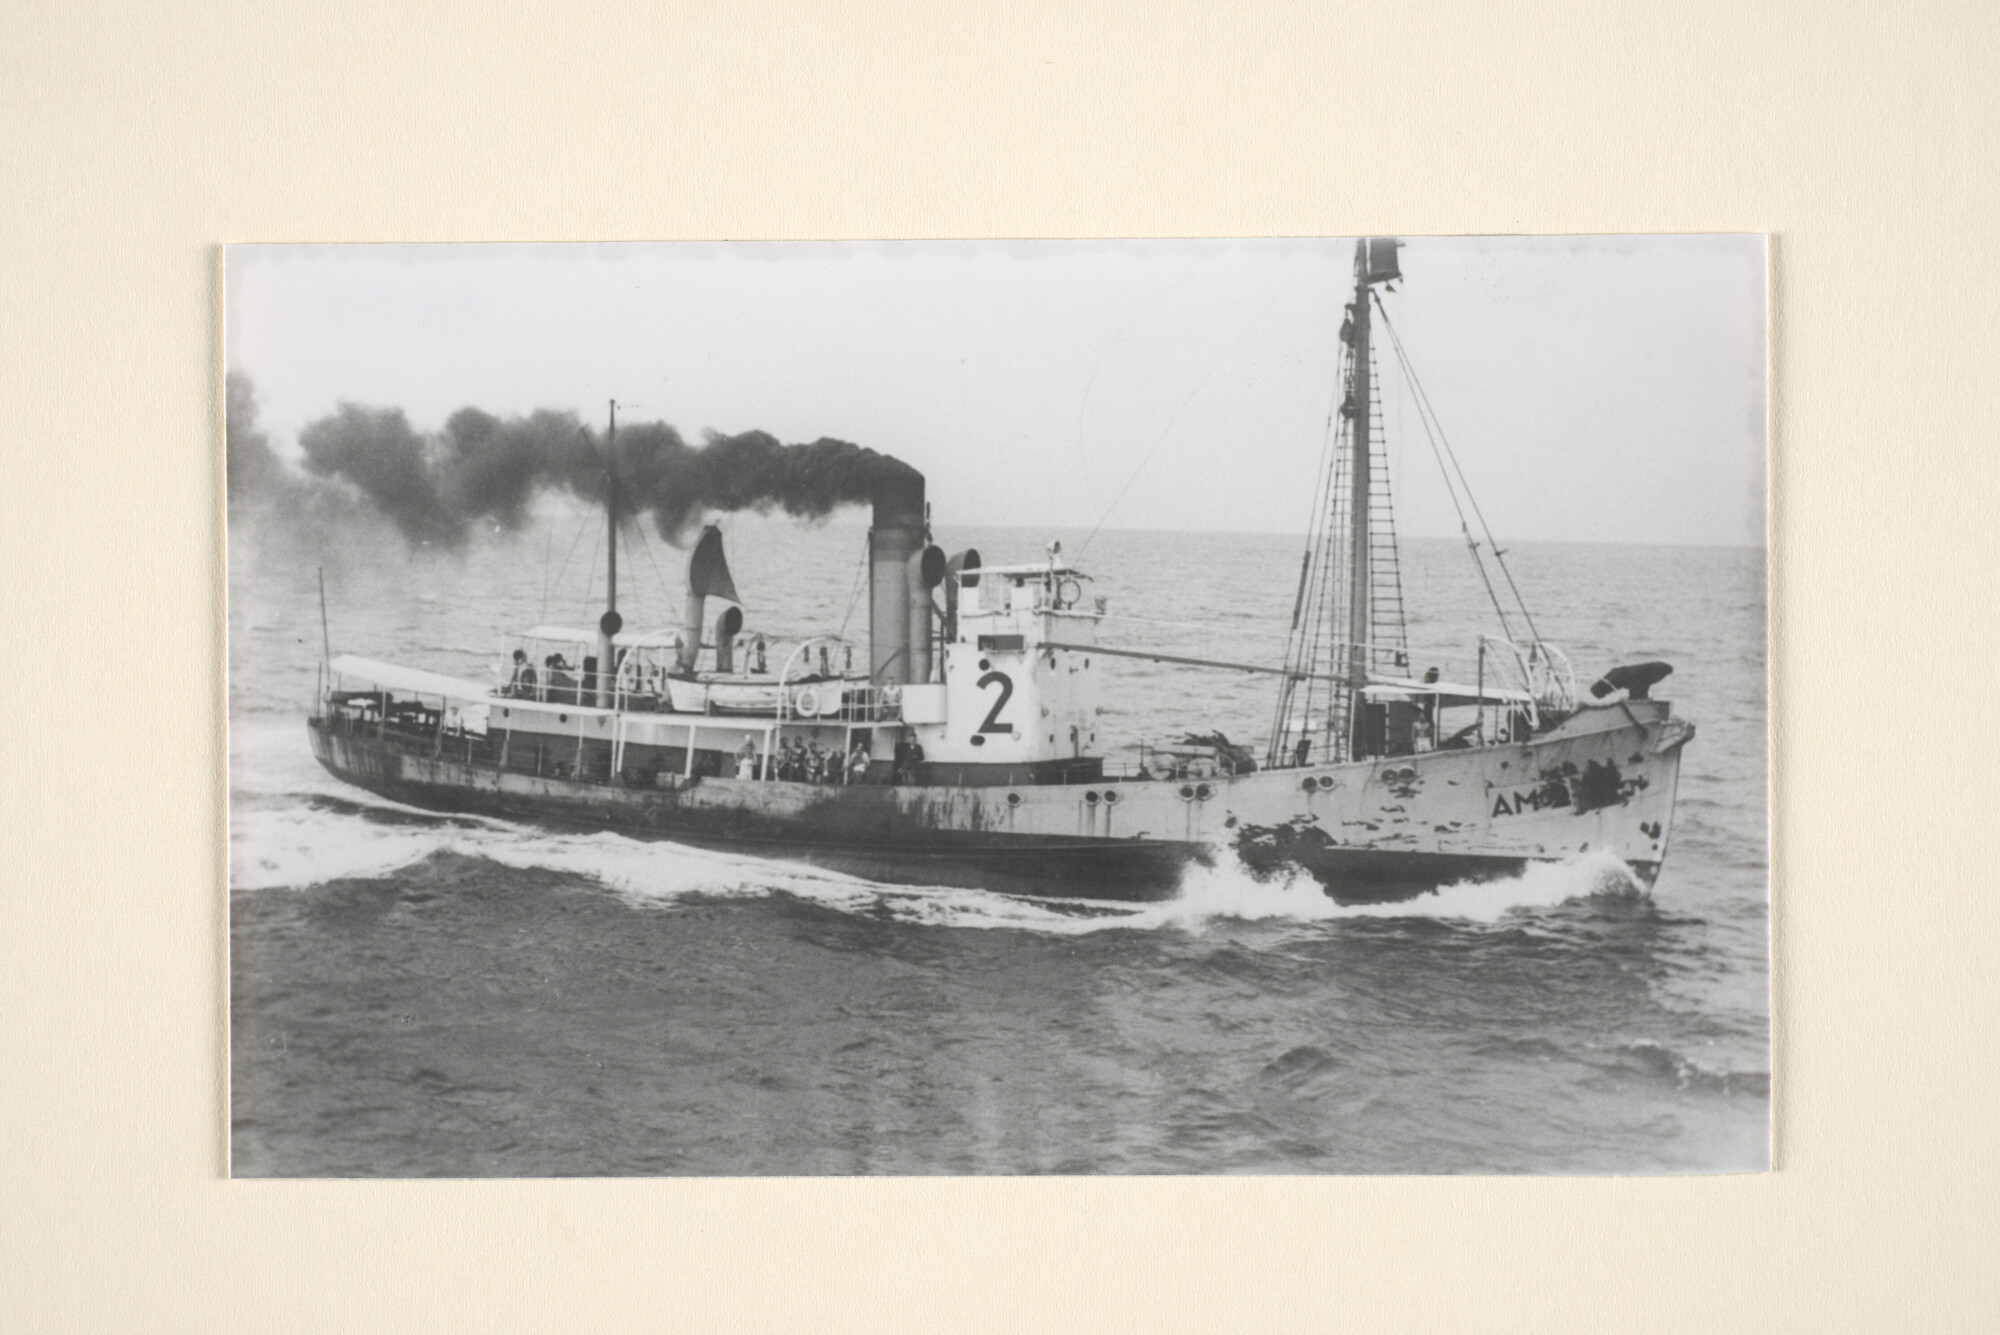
[309,239,1694,903]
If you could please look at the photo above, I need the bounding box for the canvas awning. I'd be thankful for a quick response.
[520,624,686,649]
[1362,677,1534,708]
[329,655,498,702]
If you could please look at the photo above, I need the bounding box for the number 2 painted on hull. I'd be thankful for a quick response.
[976,671,1014,734]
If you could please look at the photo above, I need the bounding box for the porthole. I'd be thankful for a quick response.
[1102,790,1118,805]
[1301,777,1319,793]
[1317,775,1336,790]
[1195,783,1213,801]
[1006,791,1022,807]
[1084,790,1100,805]
[1179,785,1195,800]
[558,714,569,723]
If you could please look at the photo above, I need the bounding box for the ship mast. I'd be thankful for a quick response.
[1264,238,1406,769]
[1342,243,1375,755]
[596,399,621,708]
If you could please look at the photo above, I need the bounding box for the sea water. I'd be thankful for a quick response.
[228,510,1769,1174]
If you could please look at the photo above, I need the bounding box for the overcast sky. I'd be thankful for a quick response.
[225,235,1765,547]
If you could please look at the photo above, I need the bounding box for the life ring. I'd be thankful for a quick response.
[1055,577,1082,609]
[792,685,821,717]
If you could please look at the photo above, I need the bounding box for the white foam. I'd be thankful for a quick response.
[1172,847,1646,926]
[230,805,481,891]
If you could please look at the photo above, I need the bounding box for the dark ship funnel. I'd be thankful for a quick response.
[868,470,926,683]
[680,525,740,672]
[714,605,744,674]
[944,549,979,643]
[906,544,947,684]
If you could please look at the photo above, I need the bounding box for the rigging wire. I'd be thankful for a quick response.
[1077,286,1291,560]
[1315,339,1362,755]
[544,504,595,627]
[1074,271,1196,487]
[835,530,870,643]
[1372,297,1519,643]
[1267,311,1350,763]
[579,511,600,623]
[632,515,681,629]
[1374,293,1542,646]
[537,510,557,625]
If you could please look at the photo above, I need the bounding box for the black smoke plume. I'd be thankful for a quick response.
[225,372,286,501]
[227,375,915,548]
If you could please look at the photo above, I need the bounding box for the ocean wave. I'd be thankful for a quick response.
[1605,1040,1770,1097]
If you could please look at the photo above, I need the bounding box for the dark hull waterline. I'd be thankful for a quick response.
[311,722,1654,906]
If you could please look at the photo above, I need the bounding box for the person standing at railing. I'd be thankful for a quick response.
[735,736,758,780]
[847,740,871,785]
[545,654,577,706]
[506,649,537,700]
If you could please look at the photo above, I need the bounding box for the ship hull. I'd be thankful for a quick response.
[309,700,1688,905]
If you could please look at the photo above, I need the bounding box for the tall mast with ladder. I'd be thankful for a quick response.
[1265,238,1406,768]
[1343,242,1375,759]
[596,400,621,708]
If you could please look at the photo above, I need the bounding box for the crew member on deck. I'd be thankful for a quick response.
[507,649,537,699]
[847,740,871,785]
[735,737,758,780]
[545,653,577,705]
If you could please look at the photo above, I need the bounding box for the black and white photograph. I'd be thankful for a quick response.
[226,235,1768,1176]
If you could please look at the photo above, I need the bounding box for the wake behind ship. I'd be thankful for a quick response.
[309,239,1694,904]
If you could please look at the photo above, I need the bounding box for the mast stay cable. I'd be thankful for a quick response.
[1373,294,1542,646]
[835,530,870,644]
[1077,287,1290,560]
[544,504,596,628]
[632,515,679,626]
